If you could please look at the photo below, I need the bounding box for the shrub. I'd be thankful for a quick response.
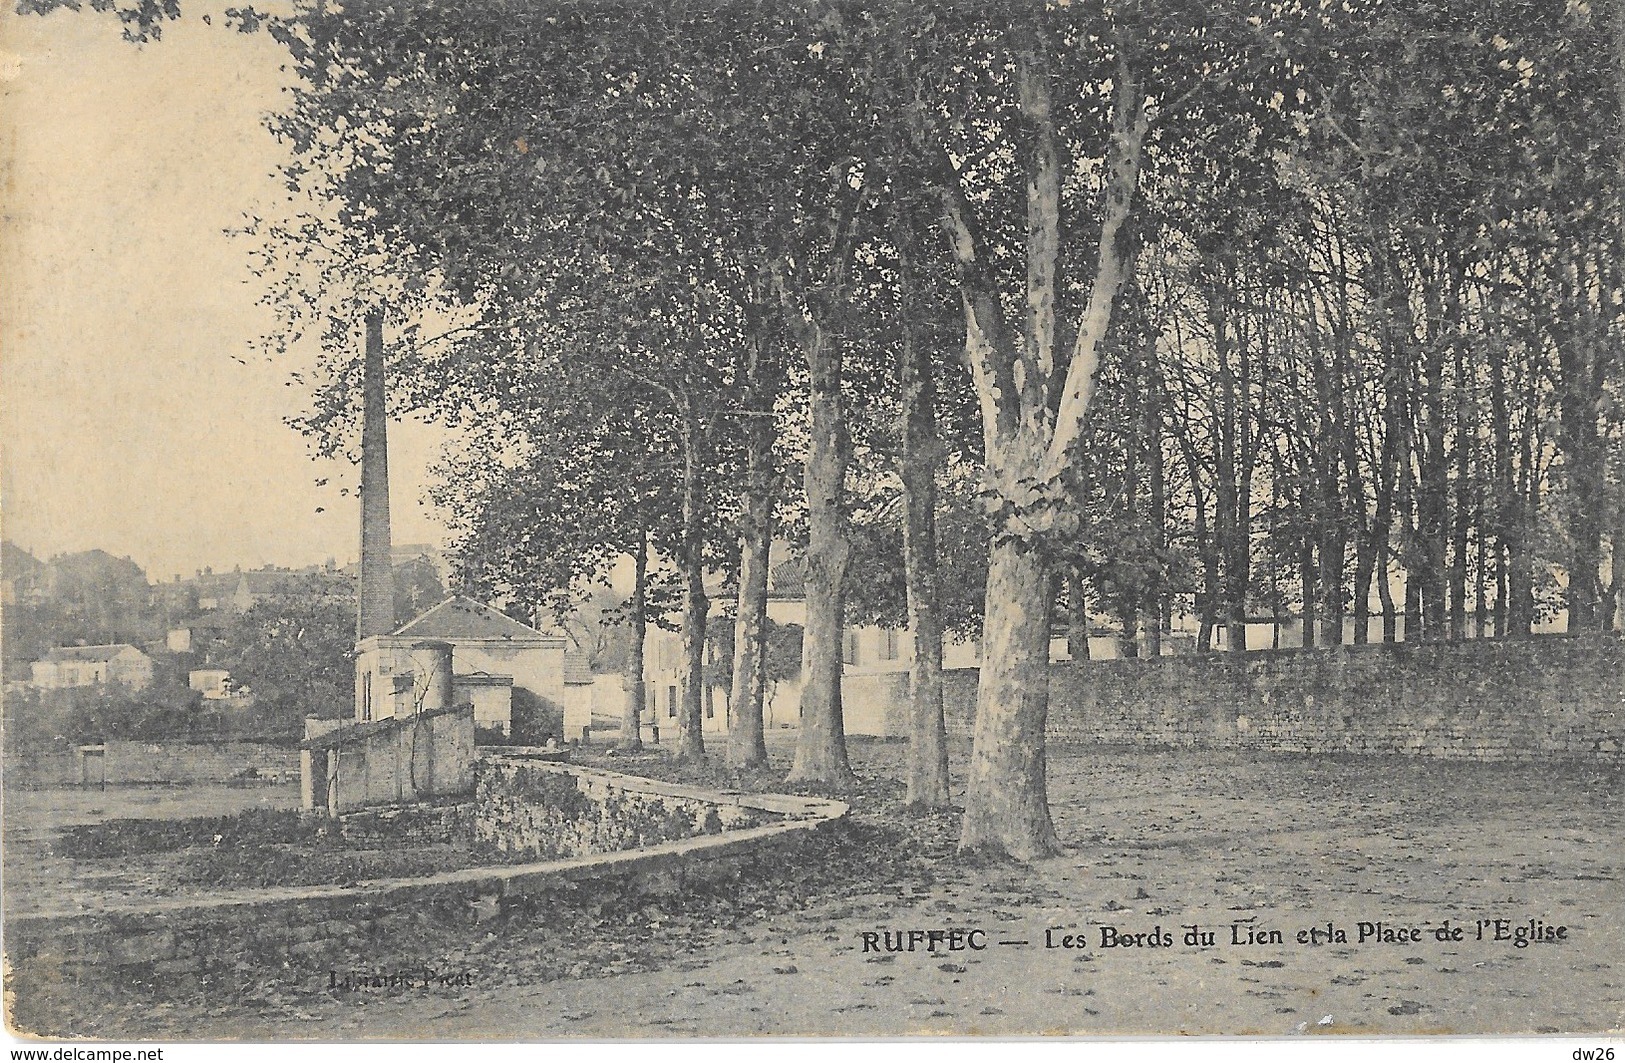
[475,723,512,746]
[510,688,564,744]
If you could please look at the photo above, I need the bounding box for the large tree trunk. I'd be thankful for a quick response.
[1377,536,1398,643]
[1332,247,1369,648]
[1066,566,1091,661]
[1299,540,1317,650]
[1506,372,1540,637]
[1188,449,1218,653]
[897,263,950,808]
[1556,316,1606,633]
[728,500,772,769]
[1417,267,1453,641]
[1198,528,1219,651]
[1369,205,1421,644]
[1448,309,1472,640]
[1399,426,1422,643]
[728,327,779,769]
[620,530,648,752]
[1474,515,1490,639]
[1494,542,1509,637]
[1351,537,1375,646]
[1507,501,1535,637]
[789,333,855,786]
[1486,313,1514,638]
[1145,395,1166,659]
[1350,399,1376,650]
[958,538,1059,857]
[1317,519,1344,646]
[1373,352,1401,646]
[932,27,1147,857]
[1208,273,1252,655]
[1417,349,1449,640]
[674,410,708,762]
[1312,313,1344,648]
[676,551,708,760]
[1118,601,1140,659]
[1609,490,1625,633]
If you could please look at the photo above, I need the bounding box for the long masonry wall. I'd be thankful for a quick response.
[3,740,299,789]
[942,635,1624,763]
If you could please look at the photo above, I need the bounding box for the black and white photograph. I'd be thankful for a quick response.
[2,0,1623,1046]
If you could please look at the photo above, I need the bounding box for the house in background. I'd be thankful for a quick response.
[166,611,235,656]
[642,558,925,738]
[30,644,155,691]
[187,666,233,699]
[643,555,1085,739]
[559,643,607,735]
[353,596,591,739]
[644,619,741,738]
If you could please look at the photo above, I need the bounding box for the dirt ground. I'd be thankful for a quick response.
[3,782,299,832]
[3,783,304,913]
[7,737,1622,1039]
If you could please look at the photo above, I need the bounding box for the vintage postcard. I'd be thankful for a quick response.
[2,0,1622,1049]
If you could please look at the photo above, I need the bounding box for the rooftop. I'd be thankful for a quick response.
[42,644,145,663]
[563,650,595,685]
[390,596,559,642]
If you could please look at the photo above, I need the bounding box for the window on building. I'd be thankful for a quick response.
[881,628,900,661]
[361,672,373,722]
[705,685,714,720]
[842,627,860,667]
[667,684,677,718]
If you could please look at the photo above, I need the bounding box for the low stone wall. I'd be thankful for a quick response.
[1,751,79,789]
[337,802,472,847]
[3,741,300,789]
[943,635,1624,763]
[3,767,846,997]
[473,759,778,859]
[4,819,836,998]
[302,705,475,814]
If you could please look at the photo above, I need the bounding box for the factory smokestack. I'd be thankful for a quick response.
[357,309,396,642]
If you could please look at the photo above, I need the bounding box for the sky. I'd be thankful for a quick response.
[0,6,447,581]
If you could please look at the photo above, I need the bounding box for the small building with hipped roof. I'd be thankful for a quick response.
[353,595,589,739]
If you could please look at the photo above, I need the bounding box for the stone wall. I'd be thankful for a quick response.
[303,705,475,815]
[473,759,777,860]
[842,671,911,737]
[337,802,472,847]
[2,750,79,789]
[942,635,1624,763]
[2,741,299,788]
[4,775,846,1017]
[4,814,835,1014]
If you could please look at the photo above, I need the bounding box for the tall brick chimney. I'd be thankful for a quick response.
[357,308,396,642]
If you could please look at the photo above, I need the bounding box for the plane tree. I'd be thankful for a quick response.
[861,0,1313,855]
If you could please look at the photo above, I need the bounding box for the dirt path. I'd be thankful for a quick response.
[52,745,1618,1039]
